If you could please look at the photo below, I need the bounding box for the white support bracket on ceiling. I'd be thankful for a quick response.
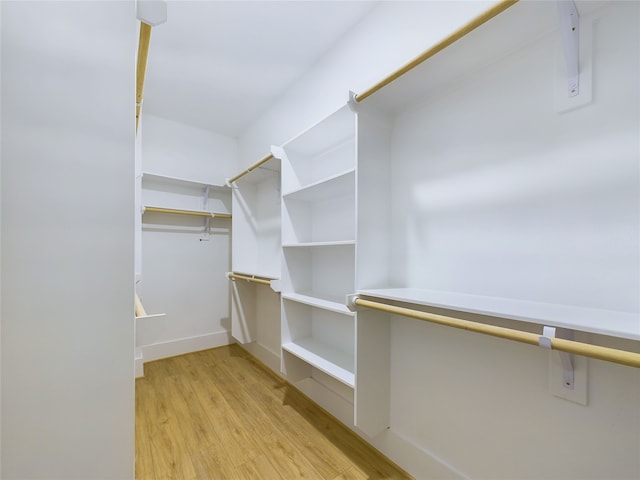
[557,0,580,97]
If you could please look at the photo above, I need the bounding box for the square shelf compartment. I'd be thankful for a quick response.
[282,171,355,245]
[282,243,355,303]
[282,299,355,387]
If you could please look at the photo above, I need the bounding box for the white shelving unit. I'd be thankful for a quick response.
[230,157,282,371]
[350,0,640,439]
[141,172,231,221]
[280,105,358,422]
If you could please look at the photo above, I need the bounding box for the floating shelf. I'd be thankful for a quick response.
[357,288,640,341]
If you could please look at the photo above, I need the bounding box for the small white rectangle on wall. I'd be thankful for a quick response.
[554,14,593,113]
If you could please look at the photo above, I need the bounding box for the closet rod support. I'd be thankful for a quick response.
[557,0,580,97]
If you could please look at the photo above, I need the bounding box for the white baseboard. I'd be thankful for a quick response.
[370,429,469,480]
[141,330,233,364]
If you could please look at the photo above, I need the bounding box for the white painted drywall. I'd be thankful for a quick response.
[142,114,238,185]
[136,115,237,360]
[239,1,496,165]
[238,1,640,479]
[1,2,135,478]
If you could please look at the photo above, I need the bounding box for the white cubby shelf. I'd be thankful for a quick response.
[282,339,354,387]
[281,292,354,316]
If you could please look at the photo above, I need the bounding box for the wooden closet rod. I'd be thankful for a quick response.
[228,153,274,184]
[228,273,272,286]
[135,293,147,317]
[353,297,640,368]
[136,22,152,132]
[354,0,519,103]
[144,206,231,219]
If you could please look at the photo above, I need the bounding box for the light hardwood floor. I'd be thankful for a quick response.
[136,344,413,479]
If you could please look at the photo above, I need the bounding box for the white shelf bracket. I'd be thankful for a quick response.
[346,294,359,312]
[539,326,574,390]
[270,144,285,161]
[347,91,359,112]
[201,185,211,241]
[557,0,580,97]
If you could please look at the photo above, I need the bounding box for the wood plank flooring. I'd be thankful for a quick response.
[136,345,413,479]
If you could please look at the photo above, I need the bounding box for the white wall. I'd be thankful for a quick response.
[238,2,640,479]
[1,2,135,478]
[142,114,237,185]
[239,1,496,165]
[137,114,237,361]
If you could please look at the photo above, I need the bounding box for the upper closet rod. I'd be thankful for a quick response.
[143,206,231,219]
[136,22,152,132]
[354,0,519,103]
[227,153,274,184]
[351,297,640,368]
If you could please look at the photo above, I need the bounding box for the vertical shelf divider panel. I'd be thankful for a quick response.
[280,104,358,424]
[230,155,282,371]
[352,107,394,436]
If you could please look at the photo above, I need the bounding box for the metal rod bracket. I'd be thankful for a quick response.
[557,0,580,97]
[540,326,574,389]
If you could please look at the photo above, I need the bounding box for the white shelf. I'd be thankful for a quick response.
[282,168,355,200]
[357,288,640,341]
[142,171,228,190]
[283,240,355,248]
[282,339,355,387]
[281,292,354,316]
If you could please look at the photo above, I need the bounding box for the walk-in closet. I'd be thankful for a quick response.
[1,1,638,479]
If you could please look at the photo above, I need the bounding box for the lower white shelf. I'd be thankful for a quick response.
[281,292,353,315]
[357,288,640,341]
[282,339,355,387]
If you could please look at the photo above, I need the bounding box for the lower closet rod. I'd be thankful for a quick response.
[228,273,271,286]
[353,297,640,368]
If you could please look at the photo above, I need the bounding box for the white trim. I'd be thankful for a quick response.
[141,331,233,363]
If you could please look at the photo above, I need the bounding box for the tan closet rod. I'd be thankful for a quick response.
[353,297,640,368]
[355,0,519,103]
[136,22,152,132]
[228,273,272,286]
[228,153,274,184]
[135,293,147,317]
[144,206,231,219]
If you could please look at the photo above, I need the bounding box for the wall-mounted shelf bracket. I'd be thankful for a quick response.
[201,185,211,241]
[557,0,580,97]
[347,91,359,112]
[346,293,359,312]
[539,326,574,389]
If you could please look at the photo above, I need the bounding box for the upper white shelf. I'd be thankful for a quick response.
[283,240,355,248]
[282,169,354,201]
[362,1,608,114]
[142,171,229,190]
[283,105,355,157]
[357,288,640,341]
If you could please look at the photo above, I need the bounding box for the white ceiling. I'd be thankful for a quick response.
[142,1,376,137]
